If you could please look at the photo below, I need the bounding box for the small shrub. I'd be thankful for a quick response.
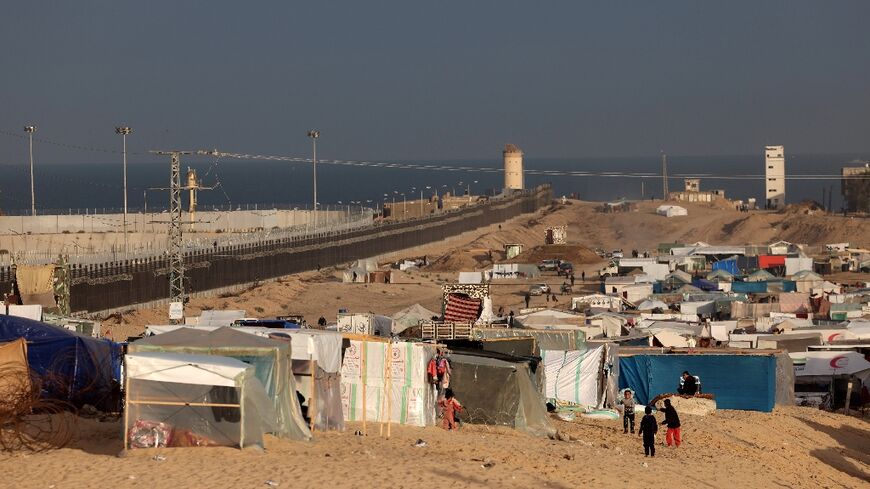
[254,306,265,314]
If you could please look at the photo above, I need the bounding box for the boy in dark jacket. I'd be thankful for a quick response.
[637,405,658,457]
[660,398,682,447]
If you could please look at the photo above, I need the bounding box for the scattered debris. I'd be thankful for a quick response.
[413,439,427,448]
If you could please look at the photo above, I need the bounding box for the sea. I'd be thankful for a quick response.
[0,153,866,215]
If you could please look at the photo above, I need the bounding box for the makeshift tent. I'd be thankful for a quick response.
[0,338,31,408]
[129,327,310,440]
[124,352,276,449]
[711,260,738,277]
[542,345,619,408]
[391,304,438,335]
[458,272,483,284]
[514,309,585,330]
[197,310,247,327]
[758,255,786,269]
[341,338,436,427]
[473,328,586,353]
[619,353,779,411]
[449,352,554,437]
[790,351,870,385]
[266,329,344,431]
[444,294,481,322]
[691,278,720,292]
[7,305,43,321]
[731,281,768,293]
[15,264,56,307]
[746,269,776,282]
[656,205,688,217]
[636,299,668,311]
[0,315,120,411]
[785,257,814,276]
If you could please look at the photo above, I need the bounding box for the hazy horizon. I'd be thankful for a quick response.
[1,1,869,167]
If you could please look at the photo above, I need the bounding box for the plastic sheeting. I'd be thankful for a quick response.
[449,353,554,437]
[0,338,31,403]
[473,328,587,353]
[0,315,120,411]
[712,259,739,276]
[542,347,603,407]
[731,281,768,293]
[341,339,436,427]
[125,352,277,449]
[619,354,777,411]
[129,327,311,441]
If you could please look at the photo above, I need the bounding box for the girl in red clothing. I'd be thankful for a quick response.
[438,388,462,430]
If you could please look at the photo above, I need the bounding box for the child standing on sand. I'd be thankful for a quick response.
[438,388,462,430]
[637,406,658,457]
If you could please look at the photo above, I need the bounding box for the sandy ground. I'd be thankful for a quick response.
[101,199,870,339]
[11,200,870,487]
[1,406,867,489]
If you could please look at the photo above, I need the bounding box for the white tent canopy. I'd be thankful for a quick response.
[791,351,870,383]
[126,351,247,387]
[391,303,438,334]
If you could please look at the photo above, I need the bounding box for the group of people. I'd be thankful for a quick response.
[619,389,683,457]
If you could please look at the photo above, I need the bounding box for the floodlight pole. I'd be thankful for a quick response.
[116,126,132,258]
[24,125,36,216]
[307,130,320,230]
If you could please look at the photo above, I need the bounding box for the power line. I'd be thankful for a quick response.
[2,129,867,181]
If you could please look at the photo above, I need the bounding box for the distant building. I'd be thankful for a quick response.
[841,163,870,213]
[668,178,725,203]
[503,144,524,190]
[765,145,786,209]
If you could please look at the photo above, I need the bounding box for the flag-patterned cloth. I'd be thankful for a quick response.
[444,294,481,322]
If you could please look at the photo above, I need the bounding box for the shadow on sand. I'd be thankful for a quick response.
[799,417,870,484]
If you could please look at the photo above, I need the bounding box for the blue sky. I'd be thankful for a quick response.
[1,1,868,163]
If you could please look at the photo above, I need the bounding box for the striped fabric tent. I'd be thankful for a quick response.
[444,293,482,322]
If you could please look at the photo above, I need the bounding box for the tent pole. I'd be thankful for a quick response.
[386,341,392,439]
[361,339,367,435]
[844,378,854,415]
[309,359,317,431]
[122,374,130,451]
[239,382,245,448]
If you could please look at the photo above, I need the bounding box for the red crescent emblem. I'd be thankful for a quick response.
[830,356,848,369]
[828,333,842,342]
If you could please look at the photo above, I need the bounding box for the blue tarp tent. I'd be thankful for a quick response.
[712,259,739,276]
[731,281,768,293]
[0,315,121,411]
[691,278,719,291]
[619,354,776,411]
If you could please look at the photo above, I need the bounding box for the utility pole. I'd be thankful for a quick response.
[24,125,36,215]
[307,130,320,230]
[116,126,132,258]
[661,151,669,200]
[151,150,193,322]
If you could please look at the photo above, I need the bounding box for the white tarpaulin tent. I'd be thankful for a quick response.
[636,299,668,311]
[657,205,688,217]
[515,310,585,330]
[542,347,604,407]
[458,271,483,284]
[847,320,870,339]
[785,257,814,276]
[791,351,870,385]
[124,352,277,449]
[197,310,247,327]
[391,304,438,334]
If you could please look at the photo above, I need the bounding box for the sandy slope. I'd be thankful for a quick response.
[2,407,867,489]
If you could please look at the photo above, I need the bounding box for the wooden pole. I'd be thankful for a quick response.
[122,374,130,451]
[239,382,246,448]
[386,341,393,439]
[844,378,854,415]
[361,338,368,435]
[309,359,317,431]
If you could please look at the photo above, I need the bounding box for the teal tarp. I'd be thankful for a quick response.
[619,354,776,412]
